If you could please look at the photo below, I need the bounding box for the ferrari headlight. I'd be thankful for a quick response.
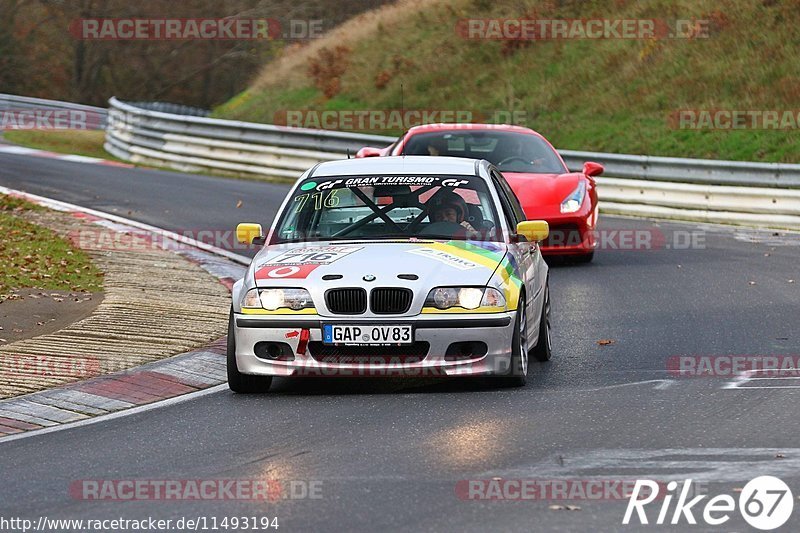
[240,288,314,311]
[560,181,587,213]
[424,287,506,310]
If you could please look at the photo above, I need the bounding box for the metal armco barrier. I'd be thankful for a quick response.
[0,93,107,130]
[65,97,800,230]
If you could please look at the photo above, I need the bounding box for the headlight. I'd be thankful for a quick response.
[240,288,314,311]
[424,287,506,310]
[560,181,587,213]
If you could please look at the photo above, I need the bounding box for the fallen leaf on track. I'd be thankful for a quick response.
[597,339,615,346]
[548,504,581,511]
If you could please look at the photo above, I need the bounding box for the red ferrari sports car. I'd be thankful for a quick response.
[357,124,603,262]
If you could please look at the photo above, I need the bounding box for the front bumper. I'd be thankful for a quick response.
[540,208,598,256]
[233,313,517,378]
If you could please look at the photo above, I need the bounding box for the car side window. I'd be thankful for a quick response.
[491,174,518,231]
[492,170,527,223]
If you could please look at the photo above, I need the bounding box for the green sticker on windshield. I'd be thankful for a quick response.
[300,181,317,191]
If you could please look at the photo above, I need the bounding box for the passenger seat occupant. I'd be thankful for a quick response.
[426,138,448,156]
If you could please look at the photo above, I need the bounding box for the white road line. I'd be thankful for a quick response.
[0,384,228,445]
[576,379,675,392]
[0,145,40,155]
[723,370,800,390]
[489,448,800,483]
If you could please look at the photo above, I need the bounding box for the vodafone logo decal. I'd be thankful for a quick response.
[266,266,300,278]
[255,264,319,280]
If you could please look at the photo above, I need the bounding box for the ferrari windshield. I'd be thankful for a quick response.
[274,175,502,243]
[402,130,567,174]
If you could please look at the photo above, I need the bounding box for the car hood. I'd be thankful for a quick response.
[502,171,587,216]
[249,240,508,289]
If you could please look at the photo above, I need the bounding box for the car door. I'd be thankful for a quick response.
[491,169,540,334]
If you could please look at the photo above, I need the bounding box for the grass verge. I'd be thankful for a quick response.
[0,194,103,299]
[2,130,117,161]
[213,0,800,163]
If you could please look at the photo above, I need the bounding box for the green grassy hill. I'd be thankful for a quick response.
[214,0,800,162]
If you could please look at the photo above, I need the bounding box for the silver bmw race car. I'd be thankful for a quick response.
[228,156,552,392]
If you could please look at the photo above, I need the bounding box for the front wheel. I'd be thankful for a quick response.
[227,308,273,393]
[491,296,528,387]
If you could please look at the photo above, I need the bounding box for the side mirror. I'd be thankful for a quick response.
[236,223,265,245]
[356,146,383,158]
[516,220,549,242]
[583,161,604,177]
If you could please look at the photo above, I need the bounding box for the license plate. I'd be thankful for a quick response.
[323,324,413,345]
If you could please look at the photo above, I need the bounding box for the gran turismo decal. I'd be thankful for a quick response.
[441,178,470,188]
[343,176,439,187]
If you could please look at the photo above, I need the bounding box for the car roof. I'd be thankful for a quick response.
[405,123,544,138]
[309,155,490,178]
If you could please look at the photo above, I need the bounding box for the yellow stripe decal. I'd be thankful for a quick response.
[241,307,318,315]
[418,242,521,310]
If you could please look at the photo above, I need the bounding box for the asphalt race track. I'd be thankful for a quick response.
[1,151,799,531]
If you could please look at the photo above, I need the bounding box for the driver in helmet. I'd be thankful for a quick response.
[428,192,480,239]
[494,135,546,169]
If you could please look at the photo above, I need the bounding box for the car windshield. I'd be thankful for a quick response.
[273,175,502,243]
[401,130,567,173]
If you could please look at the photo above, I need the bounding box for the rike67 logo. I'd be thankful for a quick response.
[623,476,794,530]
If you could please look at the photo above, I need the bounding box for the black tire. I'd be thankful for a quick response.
[492,295,528,387]
[573,251,594,264]
[227,308,273,393]
[530,283,552,362]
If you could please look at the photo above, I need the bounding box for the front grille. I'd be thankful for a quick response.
[325,288,367,315]
[370,288,413,314]
[308,342,429,364]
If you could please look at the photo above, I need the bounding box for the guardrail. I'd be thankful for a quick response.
[103,96,796,230]
[0,93,107,130]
